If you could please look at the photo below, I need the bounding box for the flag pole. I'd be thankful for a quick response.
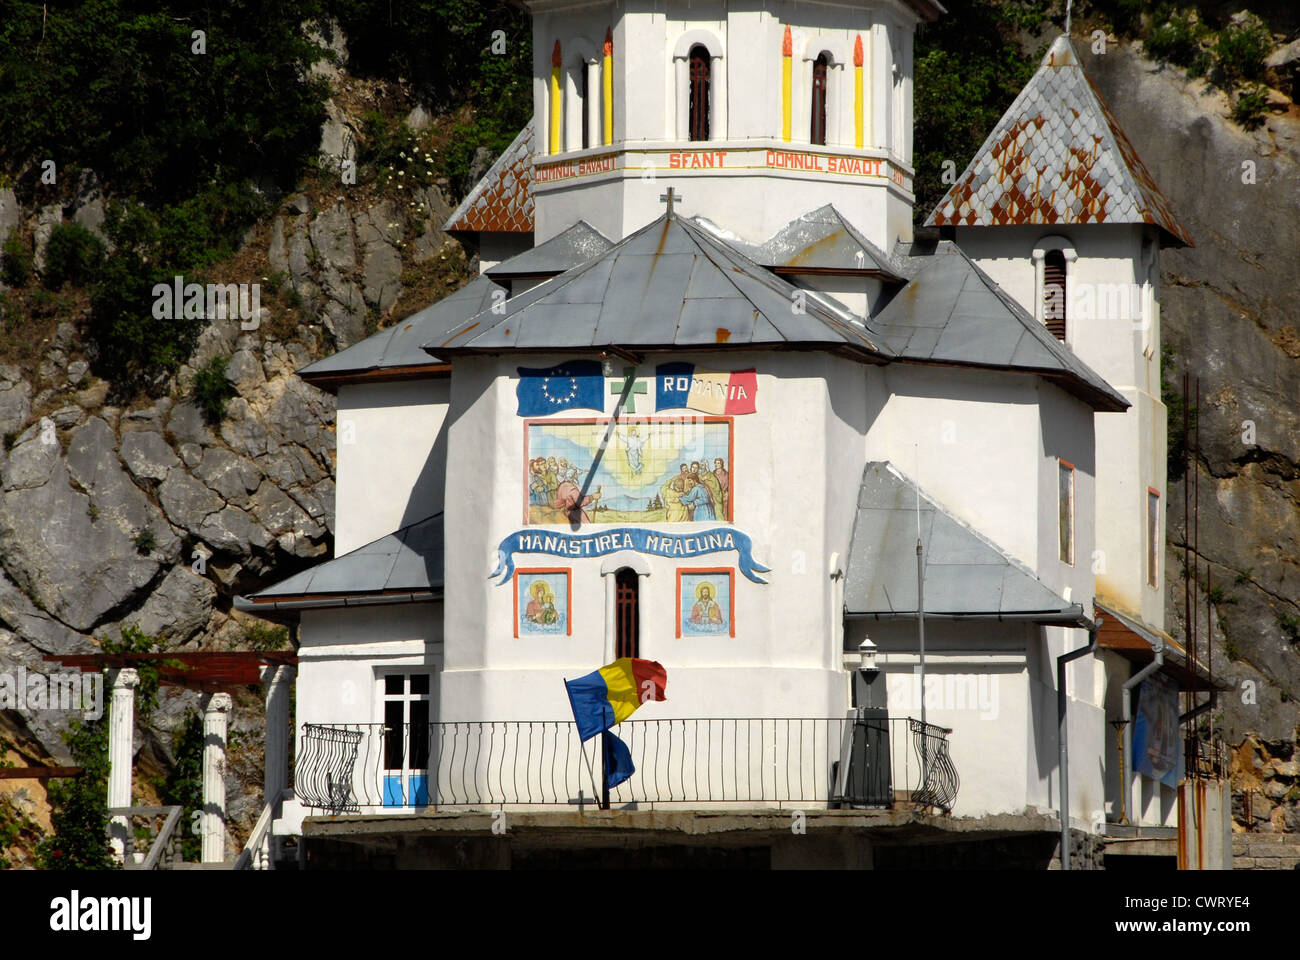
[577,734,600,807]
[600,731,611,810]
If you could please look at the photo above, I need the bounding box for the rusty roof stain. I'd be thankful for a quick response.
[444,121,535,235]
[927,35,1191,247]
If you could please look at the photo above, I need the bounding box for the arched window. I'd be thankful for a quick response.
[615,567,640,658]
[580,65,590,150]
[1044,249,1067,340]
[811,53,829,145]
[689,45,711,141]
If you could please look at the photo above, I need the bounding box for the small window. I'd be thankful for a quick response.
[689,45,711,141]
[1044,250,1067,341]
[580,62,590,150]
[1147,489,1160,587]
[615,567,640,658]
[811,54,829,146]
[1058,459,1075,566]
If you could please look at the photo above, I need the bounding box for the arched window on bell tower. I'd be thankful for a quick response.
[689,45,711,141]
[1043,249,1067,341]
[811,53,829,145]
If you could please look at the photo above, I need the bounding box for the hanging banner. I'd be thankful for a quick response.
[490,527,770,585]
[1132,673,1180,788]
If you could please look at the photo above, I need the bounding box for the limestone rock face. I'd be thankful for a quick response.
[1088,45,1300,741]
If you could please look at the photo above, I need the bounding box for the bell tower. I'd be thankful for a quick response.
[526,0,943,248]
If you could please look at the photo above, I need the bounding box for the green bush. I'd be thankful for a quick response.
[133,527,157,555]
[1232,83,1270,129]
[1213,18,1272,88]
[191,355,237,426]
[154,709,203,862]
[42,223,106,290]
[1,233,31,287]
[1144,9,1205,68]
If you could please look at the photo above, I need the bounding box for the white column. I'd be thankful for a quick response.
[202,693,233,863]
[711,55,726,140]
[107,668,139,863]
[262,665,295,869]
[674,57,689,140]
[586,59,602,148]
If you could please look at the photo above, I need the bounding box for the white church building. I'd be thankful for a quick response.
[238,0,1213,868]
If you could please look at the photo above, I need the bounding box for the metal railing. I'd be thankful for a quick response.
[296,716,958,814]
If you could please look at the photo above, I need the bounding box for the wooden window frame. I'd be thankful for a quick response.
[688,45,711,141]
[615,567,640,658]
[1058,458,1075,567]
[811,53,829,146]
[1147,488,1160,587]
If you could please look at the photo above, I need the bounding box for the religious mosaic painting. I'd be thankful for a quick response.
[524,418,733,525]
[513,568,571,637]
[677,568,734,638]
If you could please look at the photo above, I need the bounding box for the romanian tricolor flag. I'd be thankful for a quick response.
[656,362,758,415]
[564,658,667,742]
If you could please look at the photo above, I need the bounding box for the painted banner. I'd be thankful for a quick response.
[517,361,605,416]
[656,363,757,415]
[490,527,770,585]
[1133,673,1180,788]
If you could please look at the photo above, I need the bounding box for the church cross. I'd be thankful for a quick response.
[660,187,681,216]
[610,366,646,412]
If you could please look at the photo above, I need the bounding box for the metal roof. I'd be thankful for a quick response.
[873,242,1130,412]
[485,220,612,278]
[844,462,1085,623]
[238,513,444,610]
[428,212,889,358]
[297,275,504,387]
[927,35,1191,247]
[443,121,535,234]
[755,205,911,280]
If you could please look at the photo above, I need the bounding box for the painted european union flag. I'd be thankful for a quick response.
[516,361,605,416]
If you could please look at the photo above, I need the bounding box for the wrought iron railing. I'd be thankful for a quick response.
[296,716,958,814]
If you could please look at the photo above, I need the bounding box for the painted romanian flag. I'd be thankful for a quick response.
[656,362,758,415]
[564,658,668,742]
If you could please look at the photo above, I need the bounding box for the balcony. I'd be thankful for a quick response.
[295,715,958,815]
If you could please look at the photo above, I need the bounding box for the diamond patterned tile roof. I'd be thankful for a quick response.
[927,35,1191,247]
[755,205,912,280]
[444,121,535,234]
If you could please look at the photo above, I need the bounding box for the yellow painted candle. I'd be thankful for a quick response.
[854,35,864,149]
[603,28,614,145]
[782,26,792,142]
[550,40,563,154]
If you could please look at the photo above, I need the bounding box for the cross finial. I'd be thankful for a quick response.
[1065,0,1072,35]
[660,187,680,216]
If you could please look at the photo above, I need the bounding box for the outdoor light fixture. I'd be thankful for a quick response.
[858,637,878,674]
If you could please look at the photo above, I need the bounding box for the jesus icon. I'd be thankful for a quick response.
[690,583,723,626]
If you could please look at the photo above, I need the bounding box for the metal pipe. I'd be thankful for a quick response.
[1057,619,1099,870]
[1122,638,1165,831]
[850,607,1088,624]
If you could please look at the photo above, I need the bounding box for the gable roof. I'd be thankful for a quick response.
[485,220,613,279]
[235,513,444,615]
[872,242,1129,411]
[755,204,911,280]
[927,35,1191,247]
[297,275,503,389]
[845,463,1086,624]
[428,212,889,360]
[443,121,535,235]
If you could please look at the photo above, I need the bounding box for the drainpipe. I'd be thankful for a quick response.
[1122,637,1164,830]
[1057,618,1099,870]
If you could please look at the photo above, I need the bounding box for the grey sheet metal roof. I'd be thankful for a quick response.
[845,463,1085,624]
[485,220,612,279]
[428,212,889,358]
[927,35,1191,247]
[297,275,504,387]
[755,205,911,280]
[238,514,443,611]
[874,242,1129,412]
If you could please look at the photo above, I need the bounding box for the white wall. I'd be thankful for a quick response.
[440,350,868,724]
[334,379,449,555]
[956,223,1167,628]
